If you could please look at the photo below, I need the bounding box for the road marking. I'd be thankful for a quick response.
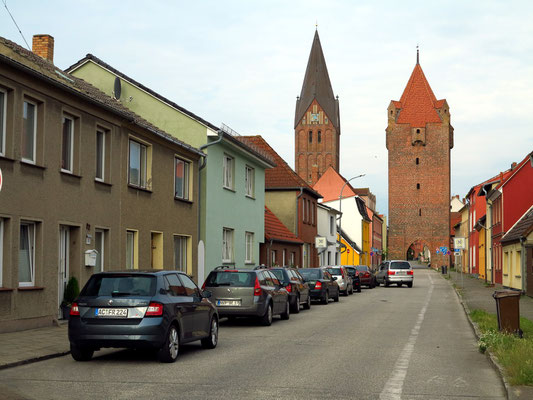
[379,273,434,400]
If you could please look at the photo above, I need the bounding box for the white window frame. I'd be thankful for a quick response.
[22,100,37,163]
[271,250,276,267]
[95,129,105,181]
[126,230,137,269]
[61,115,74,173]
[223,155,234,190]
[95,229,105,273]
[222,228,234,263]
[290,252,295,267]
[282,249,286,267]
[128,139,147,188]
[245,165,254,197]
[0,218,3,287]
[174,157,190,200]
[245,232,254,263]
[19,221,35,287]
[0,88,6,156]
[173,235,188,272]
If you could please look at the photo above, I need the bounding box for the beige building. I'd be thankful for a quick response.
[0,35,203,332]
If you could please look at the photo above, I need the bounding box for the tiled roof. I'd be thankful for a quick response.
[394,63,444,128]
[265,207,303,243]
[450,212,462,235]
[313,166,356,202]
[501,206,533,243]
[0,36,204,156]
[239,136,321,198]
[295,30,339,131]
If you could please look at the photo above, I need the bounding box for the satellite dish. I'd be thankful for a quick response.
[114,77,121,100]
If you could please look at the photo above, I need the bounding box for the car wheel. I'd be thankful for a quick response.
[281,301,290,320]
[292,295,300,314]
[303,295,311,310]
[385,279,390,287]
[334,290,340,302]
[158,324,180,363]
[349,285,354,295]
[343,289,349,297]
[407,282,413,288]
[357,285,362,293]
[70,344,94,362]
[260,303,273,326]
[201,317,218,349]
[321,291,329,305]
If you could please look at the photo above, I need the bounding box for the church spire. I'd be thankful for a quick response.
[294,30,339,131]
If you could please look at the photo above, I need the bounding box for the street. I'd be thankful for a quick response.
[0,269,506,400]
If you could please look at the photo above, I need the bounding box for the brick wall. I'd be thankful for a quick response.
[32,34,54,63]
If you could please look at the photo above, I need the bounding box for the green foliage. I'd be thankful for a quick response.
[63,276,80,305]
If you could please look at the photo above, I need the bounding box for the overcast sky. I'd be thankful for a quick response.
[2,1,532,215]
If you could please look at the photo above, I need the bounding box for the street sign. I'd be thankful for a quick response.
[315,236,327,248]
[453,237,466,250]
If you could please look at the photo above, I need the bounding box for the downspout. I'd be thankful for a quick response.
[520,237,526,293]
[296,188,304,266]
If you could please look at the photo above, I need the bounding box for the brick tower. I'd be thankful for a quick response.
[295,30,340,186]
[386,52,454,267]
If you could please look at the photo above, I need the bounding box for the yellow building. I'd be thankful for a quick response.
[362,220,371,266]
[475,216,487,280]
[338,232,361,266]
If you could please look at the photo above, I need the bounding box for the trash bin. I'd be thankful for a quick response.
[441,265,447,274]
[493,290,522,336]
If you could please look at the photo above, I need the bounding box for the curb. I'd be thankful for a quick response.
[0,351,70,371]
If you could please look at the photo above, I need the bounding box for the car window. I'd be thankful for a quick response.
[267,271,281,286]
[356,266,369,272]
[178,274,200,297]
[205,271,255,287]
[270,269,288,284]
[258,272,267,285]
[323,271,332,280]
[165,274,186,296]
[289,270,300,282]
[326,267,342,275]
[391,262,411,269]
[81,274,156,297]
[299,269,320,280]
[263,272,274,286]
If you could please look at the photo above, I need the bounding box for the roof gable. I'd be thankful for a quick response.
[501,205,533,243]
[313,166,356,202]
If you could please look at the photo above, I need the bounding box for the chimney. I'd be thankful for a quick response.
[32,34,54,63]
[511,162,517,170]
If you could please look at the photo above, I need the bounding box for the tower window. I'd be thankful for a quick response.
[416,129,420,133]
[308,131,312,143]
[417,183,420,189]
[419,209,422,216]
[318,130,321,143]
[390,110,393,115]
[416,157,419,165]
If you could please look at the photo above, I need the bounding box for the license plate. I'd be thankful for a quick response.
[217,300,241,307]
[397,271,406,275]
[96,308,128,317]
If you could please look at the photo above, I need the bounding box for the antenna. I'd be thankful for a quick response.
[2,0,31,50]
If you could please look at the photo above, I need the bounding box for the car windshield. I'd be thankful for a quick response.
[356,266,369,272]
[345,268,356,276]
[81,274,156,297]
[391,262,411,269]
[326,267,342,275]
[299,269,321,280]
[205,271,255,287]
[270,270,288,283]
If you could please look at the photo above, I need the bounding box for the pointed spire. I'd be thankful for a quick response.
[295,30,339,130]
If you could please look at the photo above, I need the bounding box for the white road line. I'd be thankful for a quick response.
[379,273,434,400]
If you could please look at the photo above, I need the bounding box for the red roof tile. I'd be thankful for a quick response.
[264,206,303,243]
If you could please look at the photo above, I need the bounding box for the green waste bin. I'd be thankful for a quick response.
[492,290,522,336]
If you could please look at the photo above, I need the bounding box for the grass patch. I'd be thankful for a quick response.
[470,309,533,385]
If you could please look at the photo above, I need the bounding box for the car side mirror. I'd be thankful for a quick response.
[202,290,212,298]
[332,276,338,280]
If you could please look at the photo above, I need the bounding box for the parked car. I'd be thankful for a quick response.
[355,265,377,288]
[326,266,353,295]
[269,267,311,313]
[344,266,362,293]
[376,260,414,287]
[68,270,219,363]
[299,268,340,304]
[202,266,290,325]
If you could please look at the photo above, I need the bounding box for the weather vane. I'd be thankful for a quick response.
[316,20,318,30]
[416,44,420,64]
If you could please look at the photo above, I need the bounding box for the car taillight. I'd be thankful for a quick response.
[201,281,206,290]
[315,281,322,289]
[254,277,262,296]
[145,302,163,317]
[70,302,80,316]
[355,271,360,276]
[365,272,370,277]
[285,283,292,292]
[387,271,395,275]
[407,270,414,275]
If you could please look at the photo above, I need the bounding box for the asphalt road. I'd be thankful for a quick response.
[0,269,506,400]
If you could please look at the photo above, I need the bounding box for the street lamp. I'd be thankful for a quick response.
[337,174,365,257]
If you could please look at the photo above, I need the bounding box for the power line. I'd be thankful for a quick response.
[2,0,31,50]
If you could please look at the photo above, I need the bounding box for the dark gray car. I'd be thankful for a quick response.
[202,267,290,326]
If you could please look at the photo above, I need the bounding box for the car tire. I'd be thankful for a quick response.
[201,317,218,349]
[292,295,300,314]
[385,280,390,287]
[158,324,180,363]
[343,289,349,297]
[281,301,290,320]
[357,285,362,293]
[334,290,340,302]
[407,282,413,288]
[321,291,329,305]
[70,344,94,362]
[349,286,354,295]
[260,303,273,326]
[303,295,311,310]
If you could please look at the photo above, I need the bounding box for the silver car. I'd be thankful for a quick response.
[376,260,414,288]
[325,266,353,295]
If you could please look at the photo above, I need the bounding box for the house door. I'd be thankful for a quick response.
[58,226,69,316]
[526,247,533,297]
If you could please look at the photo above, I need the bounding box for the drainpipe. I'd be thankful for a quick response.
[520,237,526,293]
[296,188,304,265]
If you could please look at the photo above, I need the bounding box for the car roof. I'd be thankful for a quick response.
[98,269,184,275]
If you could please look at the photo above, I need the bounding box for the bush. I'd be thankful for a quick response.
[63,276,80,305]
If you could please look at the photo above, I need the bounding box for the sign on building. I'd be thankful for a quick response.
[315,236,327,249]
[453,237,466,250]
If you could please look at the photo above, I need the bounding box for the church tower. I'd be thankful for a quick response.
[386,51,454,267]
[295,30,340,186]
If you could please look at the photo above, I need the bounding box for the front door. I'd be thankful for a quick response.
[526,247,533,297]
[58,226,69,317]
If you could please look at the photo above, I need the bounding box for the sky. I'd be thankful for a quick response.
[2,0,532,216]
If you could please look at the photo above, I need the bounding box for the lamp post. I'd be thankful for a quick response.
[337,174,365,259]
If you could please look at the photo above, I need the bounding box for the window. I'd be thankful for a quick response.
[94,229,105,273]
[416,157,419,165]
[245,165,255,197]
[129,139,147,188]
[126,230,137,269]
[223,154,234,189]
[61,116,74,172]
[290,252,295,266]
[222,228,234,262]
[179,274,200,297]
[0,218,3,287]
[330,216,335,235]
[302,199,306,222]
[22,100,37,163]
[308,130,312,143]
[0,89,5,156]
[327,251,331,265]
[95,129,105,181]
[318,130,321,143]
[175,157,190,200]
[19,222,35,286]
[417,183,420,189]
[245,232,254,263]
[174,235,188,272]
[271,250,277,266]
[419,209,422,216]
